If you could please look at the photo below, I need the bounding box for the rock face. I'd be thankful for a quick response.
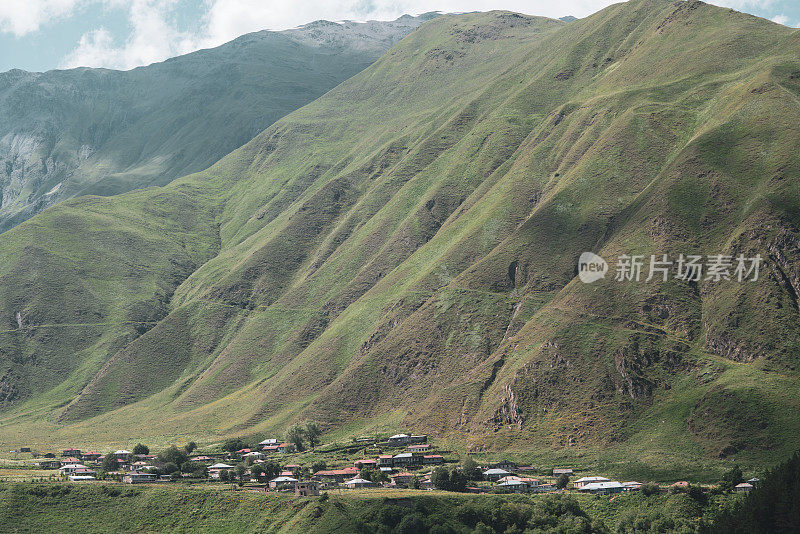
[0,14,437,233]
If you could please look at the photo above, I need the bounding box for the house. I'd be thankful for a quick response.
[243,451,265,460]
[59,464,88,475]
[483,468,511,482]
[344,477,376,488]
[295,480,319,497]
[423,455,444,465]
[553,468,574,476]
[279,471,296,477]
[407,444,430,452]
[208,463,234,479]
[497,476,541,490]
[747,478,760,486]
[355,459,378,469]
[43,452,56,459]
[72,468,97,477]
[62,448,81,457]
[114,450,131,459]
[578,481,625,495]
[68,475,96,481]
[284,464,301,474]
[391,472,415,487]
[82,452,102,462]
[36,460,61,469]
[378,455,394,467]
[735,482,754,493]
[259,439,278,446]
[393,452,420,467]
[573,476,610,489]
[386,434,427,445]
[62,457,82,465]
[123,471,158,484]
[313,467,360,483]
[190,456,214,462]
[491,460,517,471]
[262,443,290,454]
[622,482,643,491]
[129,461,154,471]
[531,483,557,493]
[20,447,31,453]
[269,476,298,489]
[235,448,252,456]
[497,479,529,492]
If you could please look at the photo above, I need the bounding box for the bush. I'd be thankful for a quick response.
[641,482,661,496]
[132,443,149,455]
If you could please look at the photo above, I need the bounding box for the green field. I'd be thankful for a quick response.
[0,482,741,533]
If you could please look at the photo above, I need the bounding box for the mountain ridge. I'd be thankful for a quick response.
[0,0,798,477]
[0,13,437,232]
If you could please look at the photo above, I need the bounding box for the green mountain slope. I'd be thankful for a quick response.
[0,15,436,232]
[1,0,799,475]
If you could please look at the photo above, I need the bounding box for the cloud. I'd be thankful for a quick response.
[0,0,81,36]
[62,0,199,69]
[771,14,790,24]
[52,0,800,70]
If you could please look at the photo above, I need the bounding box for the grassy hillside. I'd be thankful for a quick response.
[0,483,737,533]
[0,0,798,477]
[0,15,435,232]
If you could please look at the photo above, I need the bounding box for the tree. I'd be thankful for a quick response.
[158,446,188,467]
[234,463,247,482]
[372,469,389,483]
[250,464,264,480]
[286,424,306,452]
[431,467,451,491]
[449,468,468,492]
[223,438,246,453]
[162,462,178,474]
[311,461,327,473]
[462,457,482,481]
[180,461,195,474]
[219,469,230,482]
[132,443,149,456]
[556,473,570,489]
[360,467,375,481]
[641,482,661,496]
[184,442,197,454]
[410,475,420,489]
[304,421,322,449]
[722,465,744,491]
[101,454,118,473]
[262,461,281,479]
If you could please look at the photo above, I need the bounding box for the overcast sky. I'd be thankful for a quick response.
[1,0,797,72]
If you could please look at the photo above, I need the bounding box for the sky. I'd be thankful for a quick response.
[0,0,798,73]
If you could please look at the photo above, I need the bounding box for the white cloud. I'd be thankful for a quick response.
[49,0,800,70]
[771,14,790,24]
[0,0,82,36]
[62,0,199,69]
[60,0,624,70]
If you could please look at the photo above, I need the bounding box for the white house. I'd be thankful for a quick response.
[59,463,88,475]
[483,468,511,482]
[573,476,610,489]
[578,481,625,495]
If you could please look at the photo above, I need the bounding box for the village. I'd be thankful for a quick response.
[6,431,759,498]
